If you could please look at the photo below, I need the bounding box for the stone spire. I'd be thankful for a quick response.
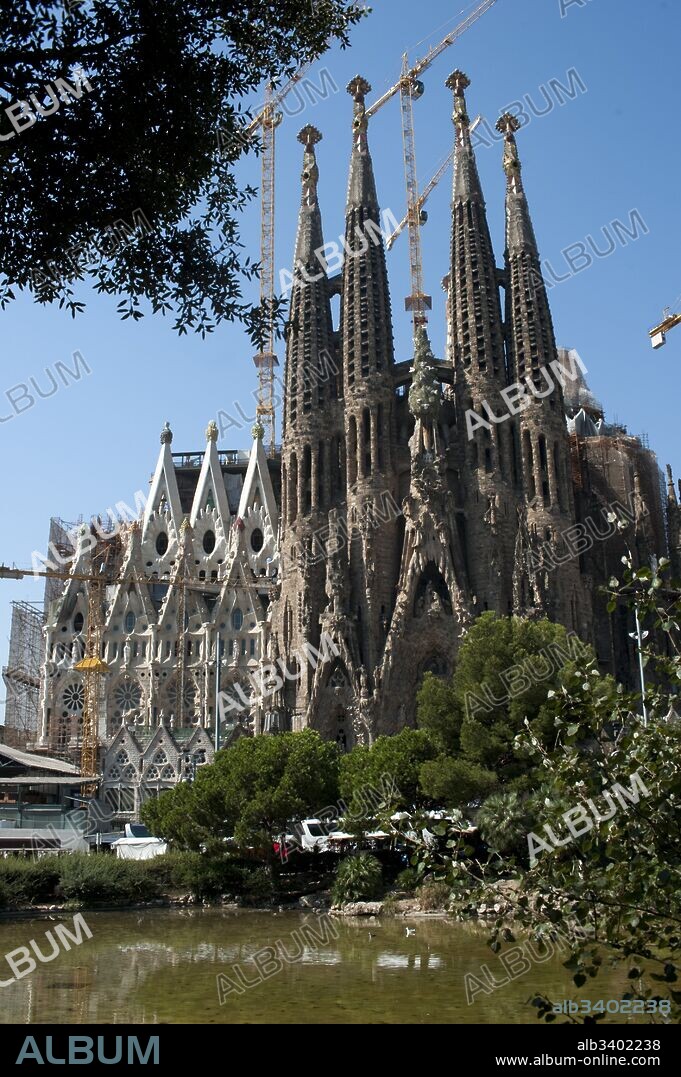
[666,464,681,577]
[293,124,324,268]
[446,71,506,383]
[340,74,398,683]
[346,76,378,210]
[497,111,557,387]
[446,73,514,619]
[283,124,337,441]
[275,120,345,730]
[341,75,394,384]
[497,112,583,630]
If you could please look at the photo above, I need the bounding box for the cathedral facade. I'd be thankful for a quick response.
[27,71,679,818]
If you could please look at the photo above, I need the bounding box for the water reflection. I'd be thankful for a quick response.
[0,908,630,1025]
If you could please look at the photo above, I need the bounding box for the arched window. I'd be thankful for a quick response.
[250,528,264,553]
[124,611,136,633]
[231,608,243,631]
[348,416,358,485]
[362,408,371,476]
[156,532,169,556]
[203,530,216,554]
[289,453,298,524]
[523,431,536,499]
[73,612,84,633]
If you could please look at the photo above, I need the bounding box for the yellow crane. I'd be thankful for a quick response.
[365,0,500,329]
[0,553,214,791]
[649,306,681,349]
[245,65,312,456]
[73,540,113,793]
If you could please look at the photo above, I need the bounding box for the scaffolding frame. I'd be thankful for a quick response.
[1,600,45,748]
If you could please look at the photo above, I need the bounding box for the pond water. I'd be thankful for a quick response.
[0,908,637,1024]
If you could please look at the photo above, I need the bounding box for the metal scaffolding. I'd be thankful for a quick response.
[1,600,45,748]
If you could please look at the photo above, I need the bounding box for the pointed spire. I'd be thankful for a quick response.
[189,420,231,528]
[496,112,539,253]
[666,464,678,505]
[144,423,183,532]
[237,433,279,535]
[293,124,324,269]
[346,75,378,209]
[341,73,394,384]
[499,108,558,378]
[445,70,483,203]
[446,71,505,381]
[283,123,336,436]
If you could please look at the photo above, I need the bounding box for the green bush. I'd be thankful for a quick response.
[394,867,419,893]
[416,878,451,911]
[58,854,161,904]
[241,866,275,905]
[331,853,383,905]
[0,858,61,905]
[475,790,535,861]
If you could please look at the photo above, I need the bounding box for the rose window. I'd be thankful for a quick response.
[61,682,84,714]
[113,678,143,716]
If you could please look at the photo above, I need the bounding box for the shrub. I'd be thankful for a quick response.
[58,854,161,904]
[331,853,383,905]
[167,851,248,898]
[416,878,451,911]
[394,867,419,893]
[0,858,61,905]
[475,790,535,862]
[241,866,275,905]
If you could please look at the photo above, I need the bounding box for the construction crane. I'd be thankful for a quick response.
[649,306,681,349]
[386,117,482,251]
[73,539,113,794]
[364,0,500,329]
[245,65,312,457]
[365,0,499,118]
[0,549,214,789]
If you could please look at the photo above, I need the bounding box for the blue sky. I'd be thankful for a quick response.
[1,0,680,715]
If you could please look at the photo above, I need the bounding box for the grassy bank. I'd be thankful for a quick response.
[0,852,274,910]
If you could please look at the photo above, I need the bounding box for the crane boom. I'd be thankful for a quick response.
[400,54,430,328]
[248,64,312,457]
[649,310,681,349]
[244,64,312,135]
[386,117,481,251]
[365,0,499,118]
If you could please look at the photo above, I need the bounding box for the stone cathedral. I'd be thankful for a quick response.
[27,72,679,817]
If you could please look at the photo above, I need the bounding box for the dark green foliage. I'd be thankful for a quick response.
[339,728,436,817]
[144,850,247,898]
[417,612,605,793]
[331,853,383,905]
[419,756,497,808]
[58,854,161,903]
[474,790,538,864]
[0,850,268,907]
[0,858,61,905]
[0,1,366,337]
[142,729,340,853]
[394,867,419,893]
[241,866,275,905]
